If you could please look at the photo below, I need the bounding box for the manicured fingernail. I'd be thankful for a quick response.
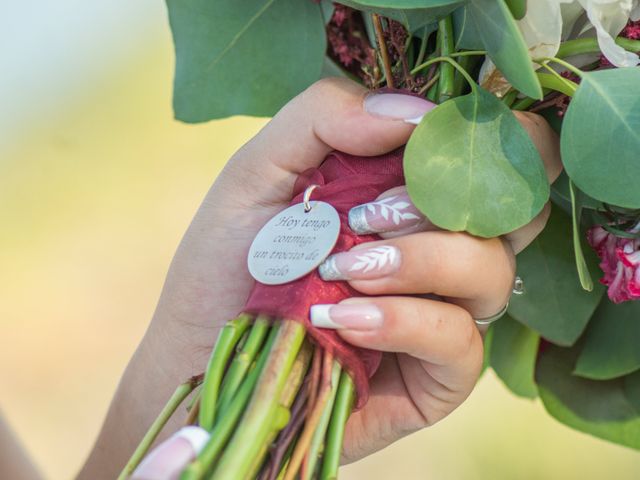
[348,193,423,235]
[310,304,384,330]
[131,426,209,480]
[364,92,436,124]
[318,245,400,281]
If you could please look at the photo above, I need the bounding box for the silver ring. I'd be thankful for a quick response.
[474,302,509,326]
[473,276,523,326]
[303,184,319,213]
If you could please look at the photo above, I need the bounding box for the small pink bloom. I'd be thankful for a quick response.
[588,225,640,303]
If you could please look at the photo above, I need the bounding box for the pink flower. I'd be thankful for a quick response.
[588,225,640,303]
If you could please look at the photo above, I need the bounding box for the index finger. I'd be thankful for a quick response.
[224,77,435,205]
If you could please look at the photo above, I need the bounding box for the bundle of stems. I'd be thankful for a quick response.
[119,314,355,479]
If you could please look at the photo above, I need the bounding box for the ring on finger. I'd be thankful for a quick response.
[473,276,524,326]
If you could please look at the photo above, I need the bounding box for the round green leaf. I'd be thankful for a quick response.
[508,206,604,345]
[404,88,549,237]
[490,314,539,399]
[537,345,640,450]
[561,68,640,208]
[467,0,542,99]
[167,0,326,122]
[575,300,640,380]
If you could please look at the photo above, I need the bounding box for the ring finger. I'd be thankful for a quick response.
[318,231,516,320]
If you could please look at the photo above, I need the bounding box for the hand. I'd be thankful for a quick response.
[79,78,561,478]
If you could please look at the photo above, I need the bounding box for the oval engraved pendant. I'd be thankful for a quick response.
[247,201,340,285]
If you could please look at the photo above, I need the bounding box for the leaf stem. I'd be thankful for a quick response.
[117,375,202,479]
[536,69,578,97]
[557,37,640,58]
[569,181,595,292]
[217,315,270,412]
[534,56,584,78]
[301,361,342,480]
[180,326,280,480]
[319,372,355,480]
[283,351,334,480]
[198,314,252,431]
[436,15,455,102]
[410,56,476,92]
[211,321,306,479]
[372,14,394,89]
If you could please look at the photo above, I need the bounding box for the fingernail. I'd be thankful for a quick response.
[132,426,209,480]
[318,245,400,281]
[364,92,436,124]
[348,193,423,235]
[310,303,384,330]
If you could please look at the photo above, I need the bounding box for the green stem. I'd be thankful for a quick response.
[302,362,342,480]
[320,372,355,480]
[211,321,306,480]
[117,377,200,480]
[502,89,518,108]
[452,55,475,97]
[217,315,270,412]
[179,325,280,480]
[570,181,595,292]
[198,314,252,431]
[410,56,477,92]
[448,50,486,58]
[436,16,455,103]
[414,26,430,69]
[557,37,640,58]
[536,70,578,97]
[512,97,535,110]
[534,56,584,78]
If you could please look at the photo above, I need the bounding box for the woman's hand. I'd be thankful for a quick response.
[79,77,561,478]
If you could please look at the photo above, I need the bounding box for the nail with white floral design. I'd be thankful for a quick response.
[318,245,401,281]
[348,192,423,235]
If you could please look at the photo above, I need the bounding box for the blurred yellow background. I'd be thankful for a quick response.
[1,3,639,479]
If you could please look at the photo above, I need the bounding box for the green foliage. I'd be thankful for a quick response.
[575,300,640,380]
[452,5,483,50]
[537,345,640,450]
[561,68,640,208]
[467,0,542,99]
[508,206,604,346]
[166,0,326,122]
[505,0,527,20]
[337,0,463,33]
[489,315,539,398]
[404,87,549,237]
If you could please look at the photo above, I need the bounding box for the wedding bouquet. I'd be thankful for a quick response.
[120,1,640,478]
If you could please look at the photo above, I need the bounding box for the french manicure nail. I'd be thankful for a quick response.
[318,245,401,281]
[364,92,436,124]
[132,426,210,480]
[348,193,423,235]
[310,303,384,330]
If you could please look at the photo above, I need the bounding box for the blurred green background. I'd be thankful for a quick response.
[1,2,639,479]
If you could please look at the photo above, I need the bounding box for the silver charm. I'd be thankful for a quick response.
[247,187,340,285]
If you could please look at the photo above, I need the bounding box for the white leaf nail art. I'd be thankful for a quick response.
[366,196,420,225]
[349,246,397,273]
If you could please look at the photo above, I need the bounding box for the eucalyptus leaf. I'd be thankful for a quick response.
[489,314,539,398]
[508,206,604,345]
[551,171,602,212]
[167,0,326,122]
[467,0,542,99]
[336,0,463,31]
[575,300,640,380]
[404,88,549,237]
[537,344,640,450]
[561,68,640,208]
[452,5,483,50]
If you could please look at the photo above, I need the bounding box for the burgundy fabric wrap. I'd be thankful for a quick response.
[243,149,405,409]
